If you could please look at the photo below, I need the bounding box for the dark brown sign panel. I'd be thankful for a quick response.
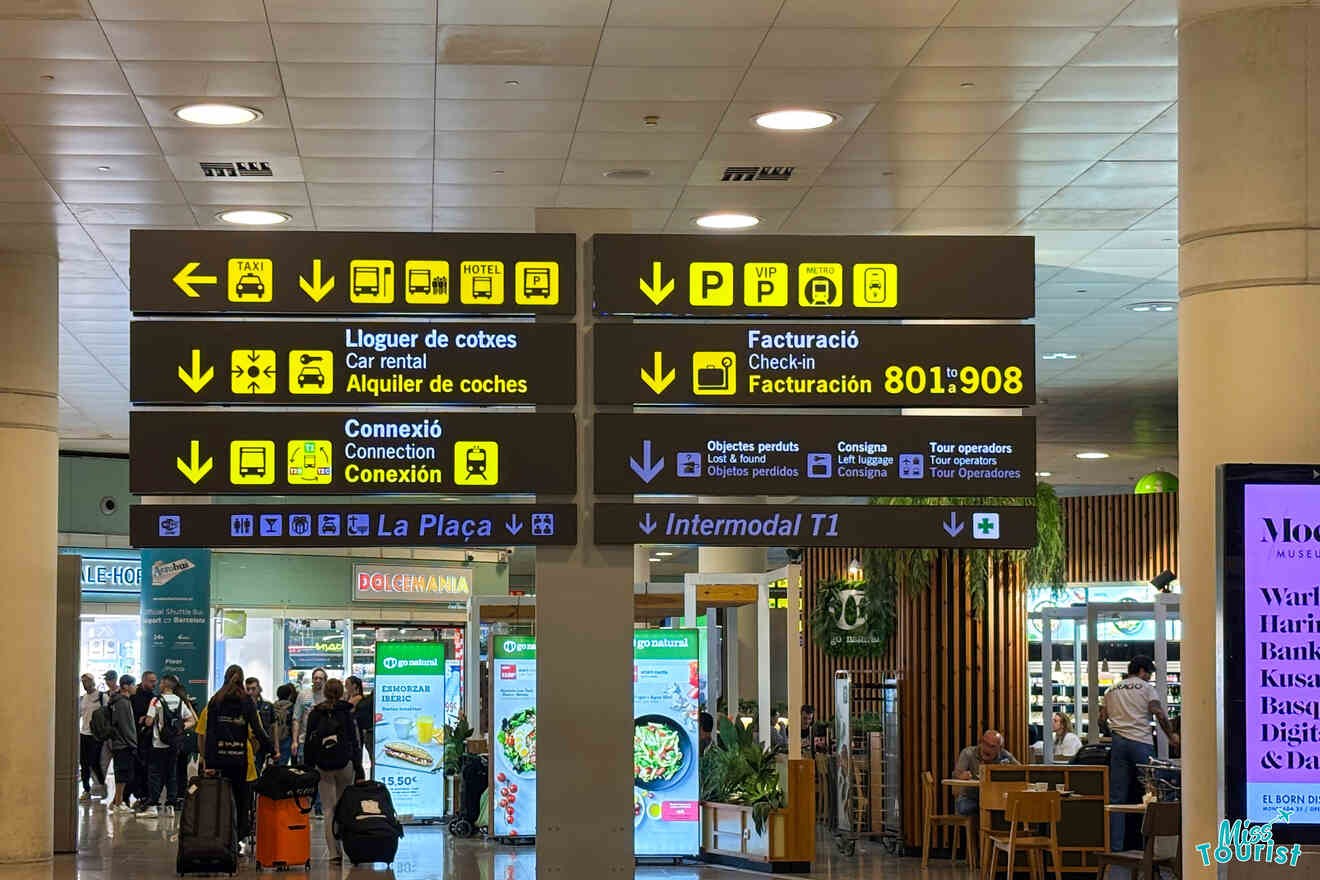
[594,503,1036,548]
[594,412,1035,497]
[591,234,1033,319]
[133,503,577,548]
[130,229,575,316]
[131,320,576,406]
[594,322,1034,407]
[130,410,575,495]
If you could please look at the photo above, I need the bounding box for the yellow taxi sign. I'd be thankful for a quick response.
[228,258,272,303]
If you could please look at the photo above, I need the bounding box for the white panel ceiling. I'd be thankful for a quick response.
[0,0,1181,486]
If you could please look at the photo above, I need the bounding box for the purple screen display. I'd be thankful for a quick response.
[1244,482,1320,822]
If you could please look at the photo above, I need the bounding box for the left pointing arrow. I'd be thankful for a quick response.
[177,349,214,393]
[176,440,213,485]
[172,262,217,298]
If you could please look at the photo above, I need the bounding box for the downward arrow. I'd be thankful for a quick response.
[175,440,213,485]
[638,512,657,536]
[506,515,524,536]
[942,512,965,537]
[176,349,214,393]
[629,439,665,484]
[638,261,674,305]
[640,351,675,394]
[299,258,335,302]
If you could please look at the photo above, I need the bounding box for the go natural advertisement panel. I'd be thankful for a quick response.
[633,630,700,857]
[491,636,537,839]
[373,642,446,819]
[140,549,210,692]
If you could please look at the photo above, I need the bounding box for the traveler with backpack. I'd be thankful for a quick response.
[142,674,195,817]
[106,675,139,815]
[130,670,157,810]
[173,682,200,811]
[345,676,374,778]
[245,677,278,772]
[303,679,365,862]
[79,673,108,803]
[196,665,275,845]
[273,684,295,767]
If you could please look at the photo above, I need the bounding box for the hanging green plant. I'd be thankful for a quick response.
[809,576,894,658]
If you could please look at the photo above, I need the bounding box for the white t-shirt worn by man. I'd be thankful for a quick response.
[1103,676,1159,744]
[78,690,105,736]
[147,692,195,749]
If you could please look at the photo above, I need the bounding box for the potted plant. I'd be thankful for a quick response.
[700,717,789,860]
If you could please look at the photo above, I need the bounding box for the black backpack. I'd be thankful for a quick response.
[308,706,353,771]
[204,696,250,771]
[158,695,186,748]
[89,693,114,743]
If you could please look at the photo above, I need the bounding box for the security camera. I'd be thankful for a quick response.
[99,496,117,516]
[1150,569,1176,592]
[785,548,804,564]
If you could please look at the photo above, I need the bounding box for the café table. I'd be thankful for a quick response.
[1104,802,1148,814]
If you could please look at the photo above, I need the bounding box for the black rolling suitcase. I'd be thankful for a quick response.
[177,774,239,876]
[333,781,404,866]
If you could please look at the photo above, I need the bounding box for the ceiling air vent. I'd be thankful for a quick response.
[721,165,794,182]
[199,160,274,178]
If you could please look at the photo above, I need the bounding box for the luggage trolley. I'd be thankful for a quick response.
[829,670,903,857]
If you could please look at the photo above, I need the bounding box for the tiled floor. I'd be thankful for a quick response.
[0,799,984,880]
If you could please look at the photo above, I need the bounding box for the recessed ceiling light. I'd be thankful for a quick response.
[96,165,111,173]
[752,108,839,131]
[173,103,262,126]
[1035,471,1053,478]
[40,74,54,81]
[603,168,653,180]
[216,209,290,226]
[960,81,976,88]
[1042,352,1078,360]
[1128,301,1176,313]
[695,212,759,230]
[1075,288,1087,293]
[1075,451,1110,460]
[648,557,662,563]
[504,79,520,86]
[655,551,673,557]
[491,169,505,175]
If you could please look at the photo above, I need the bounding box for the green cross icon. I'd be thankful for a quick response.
[977,517,995,534]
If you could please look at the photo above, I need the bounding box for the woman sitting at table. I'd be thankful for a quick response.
[953,729,1017,816]
[1031,712,1083,761]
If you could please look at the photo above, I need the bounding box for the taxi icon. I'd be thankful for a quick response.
[234,273,265,298]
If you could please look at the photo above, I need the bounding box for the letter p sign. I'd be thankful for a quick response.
[689,262,734,307]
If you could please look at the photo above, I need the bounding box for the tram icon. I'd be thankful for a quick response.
[453,441,499,486]
[465,445,488,479]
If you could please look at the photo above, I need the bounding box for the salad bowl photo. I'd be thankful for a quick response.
[633,714,693,792]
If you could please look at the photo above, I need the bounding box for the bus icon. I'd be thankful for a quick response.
[349,260,394,303]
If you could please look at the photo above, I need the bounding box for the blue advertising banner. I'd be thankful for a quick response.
[140,549,211,693]
[373,642,447,819]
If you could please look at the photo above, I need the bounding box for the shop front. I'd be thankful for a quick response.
[66,548,143,683]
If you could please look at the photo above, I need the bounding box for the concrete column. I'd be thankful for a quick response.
[698,548,766,717]
[1180,4,1320,874]
[633,545,650,586]
[534,209,634,877]
[0,251,58,863]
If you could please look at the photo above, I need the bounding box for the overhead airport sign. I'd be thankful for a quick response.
[131,320,576,406]
[594,413,1035,497]
[129,229,575,316]
[594,503,1036,548]
[129,410,575,495]
[591,234,1033,319]
[594,322,1034,406]
[133,503,577,548]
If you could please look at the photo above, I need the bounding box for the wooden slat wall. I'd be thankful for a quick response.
[803,548,1028,848]
[1062,492,1178,583]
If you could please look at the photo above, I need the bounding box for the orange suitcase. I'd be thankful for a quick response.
[255,795,311,871]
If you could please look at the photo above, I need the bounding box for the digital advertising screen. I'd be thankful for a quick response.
[372,642,447,819]
[632,630,700,857]
[490,635,537,839]
[1224,465,1320,845]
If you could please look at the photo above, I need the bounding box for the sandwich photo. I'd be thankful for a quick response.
[383,741,435,768]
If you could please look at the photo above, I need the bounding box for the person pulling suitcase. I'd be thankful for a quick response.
[303,679,365,863]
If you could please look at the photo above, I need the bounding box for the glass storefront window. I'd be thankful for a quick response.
[80,614,140,685]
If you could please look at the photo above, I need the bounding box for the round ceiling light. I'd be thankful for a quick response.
[216,209,291,226]
[1128,301,1176,313]
[1035,471,1053,478]
[173,103,262,126]
[695,212,759,230]
[1041,352,1078,360]
[753,108,838,131]
[1075,451,1111,460]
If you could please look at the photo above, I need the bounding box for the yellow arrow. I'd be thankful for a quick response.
[176,349,214,394]
[639,261,674,305]
[172,261,217,298]
[299,258,335,302]
[640,350,675,394]
[175,440,213,485]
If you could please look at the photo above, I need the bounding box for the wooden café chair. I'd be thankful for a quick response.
[1096,801,1182,880]
[985,790,1063,880]
[922,770,976,868]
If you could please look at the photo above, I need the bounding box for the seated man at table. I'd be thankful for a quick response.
[953,729,1018,817]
